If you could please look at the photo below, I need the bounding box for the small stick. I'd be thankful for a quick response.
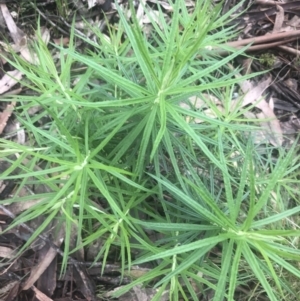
[0,101,16,135]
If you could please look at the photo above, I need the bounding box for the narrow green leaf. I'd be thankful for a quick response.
[134,234,231,265]
[150,98,167,160]
[228,241,243,300]
[242,243,278,301]
[213,239,234,301]
[167,103,224,171]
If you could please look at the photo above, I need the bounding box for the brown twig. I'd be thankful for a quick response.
[215,31,300,56]
[0,101,16,134]
[226,30,300,48]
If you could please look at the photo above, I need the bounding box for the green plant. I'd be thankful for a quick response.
[259,53,276,68]
[1,0,300,300]
[116,137,300,301]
